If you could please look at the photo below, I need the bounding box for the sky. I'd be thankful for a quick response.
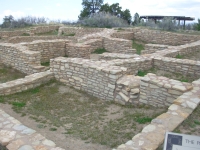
[0,0,200,24]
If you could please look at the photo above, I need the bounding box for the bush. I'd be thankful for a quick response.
[78,12,130,28]
[137,17,185,31]
[158,17,177,31]
[194,19,200,31]
[1,15,48,28]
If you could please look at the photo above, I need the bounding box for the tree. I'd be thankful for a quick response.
[99,3,110,12]
[79,0,103,19]
[195,19,200,31]
[133,13,140,25]
[1,15,14,28]
[100,3,132,24]
[121,9,132,24]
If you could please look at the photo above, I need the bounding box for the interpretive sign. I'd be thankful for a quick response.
[163,132,200,150]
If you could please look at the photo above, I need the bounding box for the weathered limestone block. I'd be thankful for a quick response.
[115,75,141,105]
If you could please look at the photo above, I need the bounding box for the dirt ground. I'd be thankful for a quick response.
[0,63,26,83]
[0,80,166,150]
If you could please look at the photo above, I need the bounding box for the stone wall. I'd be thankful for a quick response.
[66,43,93,59]
[103,37,132,53]
[0,43,46,74]
[123,28,200,46]
[99,53,139,61]
[0,71,54,95]
[28,25,60,34]
[50,57,127,100]
[139,73,193,107]
[59,27,104,37]
[0,30,25,39]
[164,41,200,57]
[116,78,200,150]
[0,25,60,38]
[21,39,70,63]
[108,57,153,75]
[82,38,103,50]
[111,32,134,40]
[145,44,169,50]
[153,57,200,79]
[141,49,158,55]
[7,36,74,44]
[114,75,140,105]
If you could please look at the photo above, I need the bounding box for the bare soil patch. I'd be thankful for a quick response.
[0,63,26,83]
[0,80,166,149]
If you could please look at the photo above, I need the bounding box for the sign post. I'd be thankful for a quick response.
[163,132,200,150]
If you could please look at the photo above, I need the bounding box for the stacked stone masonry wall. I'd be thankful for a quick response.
[7,36,74,44]
[116,78,200,150]
[81,38,103,51]
[66,43,93,59]
[99,53,139,61]
[28,25,60,34]
[0,43,46,74]
[0,71,54,95]
[164,41,200,57]
[0,25,60,38]
[108,57,153,75]
[111,32,134,40]
[103,37,132,53]
[153,57,200,78]
[145,44,169,50]
[141,49,158,54]
[50,57,127,100]
[0,30,25,39]
[139,73,193,107]
[21,40,70,63]
[59,27,104,37]
[123,28,200,45]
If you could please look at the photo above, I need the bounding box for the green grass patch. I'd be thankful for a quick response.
[0,64,25,83]
[0,68,7,74]
[12,102,26,107]
[29,87,40,94]
[49,127,57,131]
[37,124,46,128]
[36,30,58,36]
[64,54,68,57]
[132,40,144,55]
[175,54,184,59]
[21,33,30,36]
[194,120,200,125]
[41,62,50,66]
[63,33,75,36]
[137,70,147,77]
[0,97,5,103]
[135,117,152,124]
[92,48,108,54]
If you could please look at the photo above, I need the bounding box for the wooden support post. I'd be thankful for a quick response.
[184,19,186,30]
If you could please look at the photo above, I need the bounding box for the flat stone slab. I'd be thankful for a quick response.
[0,109,64,150]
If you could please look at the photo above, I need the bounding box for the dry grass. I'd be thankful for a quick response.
[0,64,26,83]
[0,79,166,148]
